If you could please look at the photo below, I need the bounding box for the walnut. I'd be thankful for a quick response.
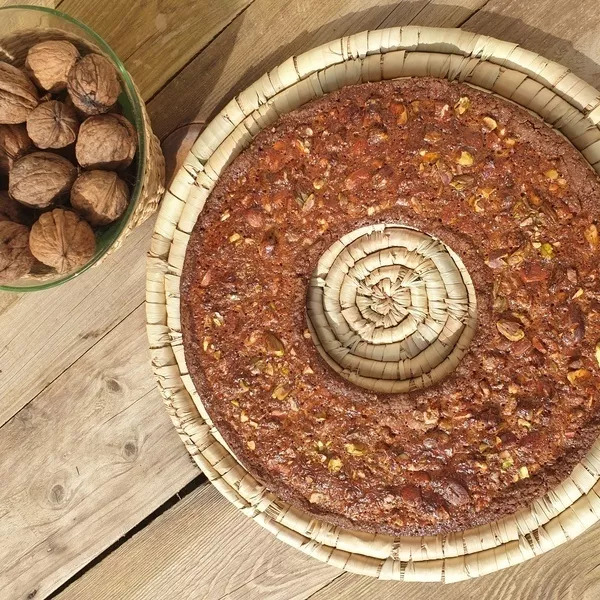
[0,123,32,174]
[9,151,77,208]
[29,208,95,273]
[25,40,80,93]
[76,113,136,169]
[0,61,39,125]
[67,54,120,115]
[71,170,129,226]
[0,190,31,224]
[0,221,34,283]
[26,100,79,149]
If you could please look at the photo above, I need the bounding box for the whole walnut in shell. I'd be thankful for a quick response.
[0,61,39,124]
[27,100,79,149]
[29,208,95,273]
[9,151,77,208]
[0,190,31,224]
[71,170,129,226]
[25,40,80,93]
[0,220,35,283]
[67,54,120,115]
[76,113,136,169]
[0,123,32,174]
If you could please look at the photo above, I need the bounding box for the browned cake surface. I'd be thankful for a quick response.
[181,78,600,536]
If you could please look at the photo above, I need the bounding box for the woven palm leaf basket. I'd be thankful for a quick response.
[146,26,600,583]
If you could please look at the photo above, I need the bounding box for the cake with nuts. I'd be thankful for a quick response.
[181,78,600,535]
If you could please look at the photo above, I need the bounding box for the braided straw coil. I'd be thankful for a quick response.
[147,27,600,582]
[307,224,477,393]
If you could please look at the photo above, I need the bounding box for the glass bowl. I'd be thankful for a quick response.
[0,5,148,292]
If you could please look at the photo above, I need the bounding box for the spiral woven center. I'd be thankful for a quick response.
[306,224,477,393]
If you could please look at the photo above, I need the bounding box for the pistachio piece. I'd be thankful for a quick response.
[482,116,498,132]
[544,169,559,180]
[519,466,530,479]
[450,175,475,191]
[539,242,554,259]
[567,368,591,385]
[595,343,600,368]
[584,224,598,248]
[272,384,291,400]
[328,457,343,472]
[497,320,525,342]
[456,150,474,166]
[344,443,367,456]
[247,440,256,450]
[454,96,471,115]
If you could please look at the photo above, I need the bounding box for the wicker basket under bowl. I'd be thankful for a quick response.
[147,27,600,582]
[0,5,165,292]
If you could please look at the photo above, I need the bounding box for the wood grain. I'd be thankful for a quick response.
[56,483,341,600]
[149,0,488,140]
[58,0,255,98]
[463,0,600,88]
[0,303,198,600]
[0,216,153,428]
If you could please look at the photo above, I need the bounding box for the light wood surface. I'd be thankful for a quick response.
[0,0,599,598]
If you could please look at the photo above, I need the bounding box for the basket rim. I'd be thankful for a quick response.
[146,25,600,583]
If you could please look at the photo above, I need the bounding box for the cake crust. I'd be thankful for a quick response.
[181,78,600,536]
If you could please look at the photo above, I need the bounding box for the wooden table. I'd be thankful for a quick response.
[1,1,600,598]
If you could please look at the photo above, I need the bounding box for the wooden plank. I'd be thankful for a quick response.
[0,303,198,600]
[149,0,488,140]
[58,0,255,98]
[0,216,153,428]
[56,483,341,600]
[306,525,600,599]
[463,0,600,88]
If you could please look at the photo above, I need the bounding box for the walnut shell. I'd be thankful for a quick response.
[0,61,39,124]
[25,40,80,93]
[9,151,77,208]
[67,54,120,116]
[26,100,79,149]
[29,208,95,273]
[76,113,136,169]
[71,170,129,226]
[0,190,31,224]
[0,123,32,174]
[0,220,34,283]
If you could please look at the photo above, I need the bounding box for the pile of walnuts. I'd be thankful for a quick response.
[0,40,138,284]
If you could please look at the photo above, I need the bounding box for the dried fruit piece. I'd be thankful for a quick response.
[9,152,77,208]
[271,384,290,400]
[0,221,34,283]
[26,100,79,149]
[439,479,470,506]
[0,123,32,173]
[76,113,137,169]
[264,331,285,356]
[25,40,80,93]
[519,466,530,479]
[0,190,30,224]
[497,320,525,341]
[71,170,129,226]
[0,61,39,124]
[67,54,120,115]
[29,208,95,273]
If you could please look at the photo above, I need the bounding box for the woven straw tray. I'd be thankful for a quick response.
[146,27,600,583]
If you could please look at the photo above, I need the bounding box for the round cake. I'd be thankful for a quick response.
[181,77,600,536]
